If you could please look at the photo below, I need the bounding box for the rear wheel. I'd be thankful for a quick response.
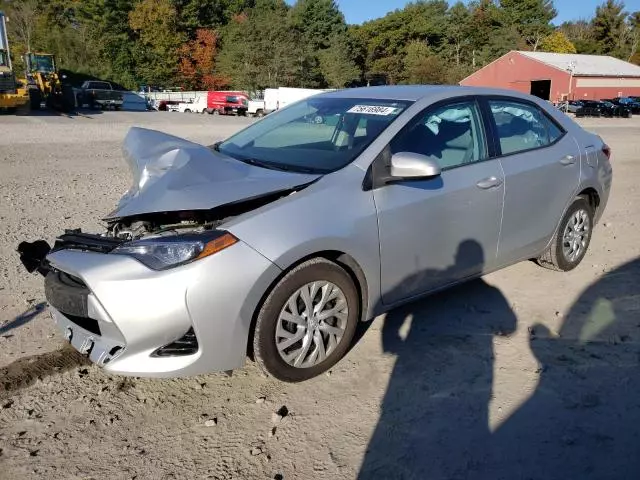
[537,197,594,272]
[184,108,191,113]
[253,258,360,382]
[29,89,42,110]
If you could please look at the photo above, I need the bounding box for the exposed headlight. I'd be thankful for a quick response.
[112,231,237,270]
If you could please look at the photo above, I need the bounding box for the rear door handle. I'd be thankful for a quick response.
[476,176,503,190]
[560,154,576,166]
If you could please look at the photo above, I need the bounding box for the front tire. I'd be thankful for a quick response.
[538,197,594,272]
[253,258,360,382]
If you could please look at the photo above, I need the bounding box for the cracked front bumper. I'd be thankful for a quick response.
[44,241,281,378]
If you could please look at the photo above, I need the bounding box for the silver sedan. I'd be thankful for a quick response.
[18,86,613,382]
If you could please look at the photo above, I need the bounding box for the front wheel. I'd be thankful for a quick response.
[253,258,360,382]
[537,197,594,272]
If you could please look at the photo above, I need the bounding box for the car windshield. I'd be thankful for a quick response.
[218,97,411,174]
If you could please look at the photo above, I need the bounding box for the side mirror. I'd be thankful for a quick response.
[390,152,441,179]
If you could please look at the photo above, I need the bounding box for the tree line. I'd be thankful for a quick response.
[1,0,639,92]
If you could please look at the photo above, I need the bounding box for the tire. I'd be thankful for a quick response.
[184,109,191,113]
[29,89,42,110]
[212,109,219,116]
[253,258,360,383]
[537,197,594,272]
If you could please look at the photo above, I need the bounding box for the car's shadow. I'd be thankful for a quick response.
[357,255,640,479]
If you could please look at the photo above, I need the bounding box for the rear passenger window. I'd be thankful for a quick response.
[489,100,564,155]
[390,101,487,170]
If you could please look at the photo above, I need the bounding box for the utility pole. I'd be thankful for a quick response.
[567,60,576,100]
[565,60,577,112]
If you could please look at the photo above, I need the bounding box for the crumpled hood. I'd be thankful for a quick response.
[105,127,321,219]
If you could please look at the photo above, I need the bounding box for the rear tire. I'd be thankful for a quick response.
[253,258,360,383]
[29,89,42,110]
[537,197,594,272]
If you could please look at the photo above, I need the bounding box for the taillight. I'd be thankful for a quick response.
[602,144,611,160]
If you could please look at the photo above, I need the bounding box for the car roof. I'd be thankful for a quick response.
[318,85,545,102]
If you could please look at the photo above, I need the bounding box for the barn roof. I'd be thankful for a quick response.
[518,51,640,78]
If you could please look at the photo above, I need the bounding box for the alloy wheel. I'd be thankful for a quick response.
[275,281,348,368]
[562,209,591,263]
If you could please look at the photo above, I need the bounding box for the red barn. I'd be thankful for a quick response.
[460,50,640,102]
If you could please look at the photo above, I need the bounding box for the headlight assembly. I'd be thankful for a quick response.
[111,231,237,270]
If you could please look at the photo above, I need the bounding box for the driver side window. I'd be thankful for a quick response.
[390,101,487,170]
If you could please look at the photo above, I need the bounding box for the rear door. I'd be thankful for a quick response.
[484,98,580,265]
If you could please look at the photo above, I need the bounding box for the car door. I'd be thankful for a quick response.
[485,98,580,265]
[373,99,504,305]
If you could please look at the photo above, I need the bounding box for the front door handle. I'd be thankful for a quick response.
[476,176,503,190]
[560,154,576,166]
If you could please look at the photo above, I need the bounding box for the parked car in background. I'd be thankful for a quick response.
[76,81,124,110]
[600,100,632,118]
[18,86,612,383]
[248,99,266,117]
[151,99,180,111]
[575,100,604,117]
[556,100,582,114]
[611,97,640,114]
[206,91,249,115]
[178,97,207,113]
[166,103,180,112]
[566,100,583,113]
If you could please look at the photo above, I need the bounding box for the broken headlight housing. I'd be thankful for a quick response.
[111,231,237,270]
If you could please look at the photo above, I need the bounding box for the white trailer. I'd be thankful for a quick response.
[264,87,330,114]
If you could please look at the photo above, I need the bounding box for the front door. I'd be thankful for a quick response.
[374,100,504,305]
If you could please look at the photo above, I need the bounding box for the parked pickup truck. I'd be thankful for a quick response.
[76,81,124,110]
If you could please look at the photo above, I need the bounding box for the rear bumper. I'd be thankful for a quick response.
[44,241,281,377]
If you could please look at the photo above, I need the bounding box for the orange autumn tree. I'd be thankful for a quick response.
[178,29,229,90]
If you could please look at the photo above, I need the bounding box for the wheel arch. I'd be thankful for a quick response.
[577,187,600,216]
[246,250,370,360]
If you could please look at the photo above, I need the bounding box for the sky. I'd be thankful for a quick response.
[286,0,640,25]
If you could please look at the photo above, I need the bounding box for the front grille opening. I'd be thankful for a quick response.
[64,313,101,336]
[152,328,198,357]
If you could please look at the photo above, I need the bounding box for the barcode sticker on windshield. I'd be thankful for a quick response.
[347,105,400,116]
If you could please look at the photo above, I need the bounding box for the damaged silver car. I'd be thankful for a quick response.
[18,86,612,382]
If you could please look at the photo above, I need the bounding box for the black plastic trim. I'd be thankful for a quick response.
[152,328,199,357]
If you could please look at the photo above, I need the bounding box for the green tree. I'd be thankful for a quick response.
[592,0,627,55]
[75,0,138,88]
[318,34,361,88]
[560,20,601,54]
[218,0,303,90]
[171,0,256,35]
[500,0,557,51]
[289,0,346,51]
[540,30,578,53]
[446,2,472,66]
[129,0,185,86]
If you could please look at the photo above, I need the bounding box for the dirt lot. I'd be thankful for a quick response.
[1,111,639,480]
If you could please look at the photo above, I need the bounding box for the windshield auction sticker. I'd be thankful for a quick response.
[347,105,400,116]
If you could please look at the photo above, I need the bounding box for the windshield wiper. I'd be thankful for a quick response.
[236,157,323,175]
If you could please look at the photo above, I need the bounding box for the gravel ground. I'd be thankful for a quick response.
[0,111,639,480]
